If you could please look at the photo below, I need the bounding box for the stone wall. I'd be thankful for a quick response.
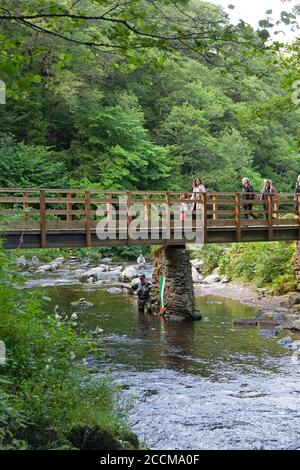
[152,246,201,321]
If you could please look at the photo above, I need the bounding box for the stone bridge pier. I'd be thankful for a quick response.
[152,246,202,321]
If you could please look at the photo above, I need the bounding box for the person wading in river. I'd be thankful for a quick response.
[131,274,152,314]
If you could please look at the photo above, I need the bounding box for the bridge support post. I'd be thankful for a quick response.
[152,246,202,321]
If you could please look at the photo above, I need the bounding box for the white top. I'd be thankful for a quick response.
[191,185,206,201]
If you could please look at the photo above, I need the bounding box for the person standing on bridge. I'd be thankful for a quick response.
[261,179,277,219]
[191,177,206,220]
[294,175,300,214]
[241,178,257,219]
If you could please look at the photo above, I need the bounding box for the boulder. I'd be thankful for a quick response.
[191,259,204,272]
[80,266,108,282]
[288,295,300,307]
[290,304,300,313]
[212,267,220,276]
[220,276,229,284]
[71,298,93,308]
[119,266,139,282]
[101,258,113,264]
[277,336,293,347]
[290,340,300,351]
[290,320,300,331]
[15,256,29,269]
[73,269,87,278]
[203,274,220,284]
[258,311,285,326]
[106,288,123,294]
[30,256,40,267]
[234,317,257,326]
[192,266,200,283]
[86,270,121,282]
[36,264,54,273]
[259,329,278,338]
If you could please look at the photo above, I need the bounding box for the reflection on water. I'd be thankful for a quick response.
[27,276,300,450]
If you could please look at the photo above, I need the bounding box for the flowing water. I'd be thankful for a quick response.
[23,263,300,450]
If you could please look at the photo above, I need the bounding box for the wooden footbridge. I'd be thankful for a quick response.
[0,188,299,249]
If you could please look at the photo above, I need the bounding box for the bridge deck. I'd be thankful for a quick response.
[0,188,299,248]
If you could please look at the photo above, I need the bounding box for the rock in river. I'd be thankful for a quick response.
[203,274,221,284]
[120,266,139,282]
[106,287,123,294]
[71,298,93,308]
[234,317,257,326]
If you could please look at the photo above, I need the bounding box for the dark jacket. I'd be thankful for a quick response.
[295,183,300,202]
[242,184,255,201]
[261,186,276,201]
[132,281,151,300]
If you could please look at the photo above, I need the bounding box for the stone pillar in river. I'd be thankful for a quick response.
[152,246,201,321]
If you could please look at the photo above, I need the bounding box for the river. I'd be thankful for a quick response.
[22,261,300,450]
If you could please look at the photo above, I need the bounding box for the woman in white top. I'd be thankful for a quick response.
[191,177,206,211]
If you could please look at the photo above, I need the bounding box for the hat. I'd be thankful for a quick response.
[139,273,146,279]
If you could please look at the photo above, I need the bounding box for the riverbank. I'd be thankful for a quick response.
[195,281,286,311]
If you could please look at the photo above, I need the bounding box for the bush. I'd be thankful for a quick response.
[0,243,135,449]
[219,242,297,294]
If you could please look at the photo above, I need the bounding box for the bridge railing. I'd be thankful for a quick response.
[0,189,299,246]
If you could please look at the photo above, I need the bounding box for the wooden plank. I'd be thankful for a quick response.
[235,193,241,242]
[127,191,132,244]
[40,190,47,248]
[267,193,273,241]
[0,197,40,203]
[202,193,208,243]
[66,192,72,223]
[85,191,92,247]
[23,191,29,222]
[165,192,171,244]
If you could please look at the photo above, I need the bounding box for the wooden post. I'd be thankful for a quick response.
[127,191,132,244]
[144,193,151,239]
[274,199,279,221]
[23,191,29,222]
[40,190,46,248]
[267,193,273,241]
[202,192,207,244]
[85,191,92,247]
[165,192,171,244]
[107,192,112,222]
[235,193,241,242]
[212,194,217,221]
[66,192,72,224]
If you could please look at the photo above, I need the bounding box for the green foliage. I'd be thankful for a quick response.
[0,134,68,188]
[219,242,297,294]
[0,244,132,449]
[195,242,297,294]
